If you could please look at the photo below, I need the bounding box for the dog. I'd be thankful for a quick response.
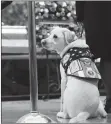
[41,27,107,123]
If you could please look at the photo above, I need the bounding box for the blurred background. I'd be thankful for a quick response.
[1,1,105,101]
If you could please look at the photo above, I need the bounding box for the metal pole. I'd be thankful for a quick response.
[17,1,56,123]
[28,1,38,112]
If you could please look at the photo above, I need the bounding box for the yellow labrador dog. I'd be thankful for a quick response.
[41,27,107,123]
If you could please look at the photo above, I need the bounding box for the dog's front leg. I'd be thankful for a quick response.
[60,78,67,110]
[60,64,67,112]
[57,64,69,118]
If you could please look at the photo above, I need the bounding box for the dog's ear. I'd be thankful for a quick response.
[63,30,76,44]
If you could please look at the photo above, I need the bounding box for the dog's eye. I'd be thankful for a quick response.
[53,35,58,39]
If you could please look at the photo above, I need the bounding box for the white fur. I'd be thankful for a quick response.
[41,27,107,123]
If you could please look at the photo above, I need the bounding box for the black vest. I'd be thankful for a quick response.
[61,47,101,79]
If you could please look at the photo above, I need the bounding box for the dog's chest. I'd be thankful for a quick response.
[61,47,101,79]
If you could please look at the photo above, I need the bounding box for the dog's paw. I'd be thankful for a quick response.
[100,110,107,118]
[69,117,78,123]
[57,117,69,123]
[57,112,68,119]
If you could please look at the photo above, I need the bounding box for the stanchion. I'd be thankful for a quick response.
[16,1,56,123]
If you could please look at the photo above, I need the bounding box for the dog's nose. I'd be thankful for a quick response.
[41,39,46,46]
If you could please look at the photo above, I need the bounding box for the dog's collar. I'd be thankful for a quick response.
[60,39,89,58]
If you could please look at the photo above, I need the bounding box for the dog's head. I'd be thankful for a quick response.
[41,27,76,54]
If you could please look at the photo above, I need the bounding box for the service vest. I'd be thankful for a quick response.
[61,47,101,79]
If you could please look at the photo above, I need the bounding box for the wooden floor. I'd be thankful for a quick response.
[2,97,111,124]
